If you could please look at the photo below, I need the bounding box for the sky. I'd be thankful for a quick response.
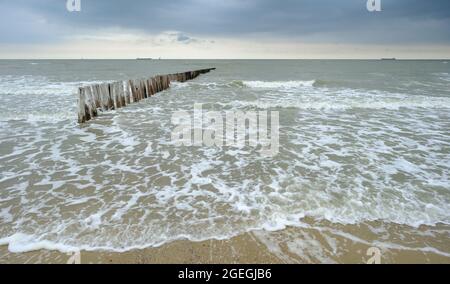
[0,0,449,59]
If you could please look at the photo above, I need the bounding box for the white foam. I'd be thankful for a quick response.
[0,206,13,223]
[0,75,105,96]
[0,234,80,254]
[0,112,76,123]
[435,72,450,82]
[243,80,316,89]
[0,75,111,123]
[230,90,450,110]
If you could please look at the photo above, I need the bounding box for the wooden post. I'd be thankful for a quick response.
[160,76,164,90]
[119,82,126,107]
[125,81,131,104]
[95,85,101,109]
[135,80,141,101]
[148,78,152,94]
[145,79,149,97]
[135,80,141,102]
[78,87,86,123]
[153,76,157,92]
[138,80,143,100]
[128,80,136,103]
[108,83,115,110]
[165,75,170,89]
[159,76,164,90]
[114,82,121,109]
[142,80,148,99]
[162,76,167,89]
[112,82,118,109]
[85,86,97,119]
[150,77,156,96]
[146,79,152,97]
[117,82,123,108]
[101,84,110,110]
[91,85,100,109]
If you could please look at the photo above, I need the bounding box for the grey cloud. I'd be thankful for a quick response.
[177,33,193,43]
[0,0,449,44]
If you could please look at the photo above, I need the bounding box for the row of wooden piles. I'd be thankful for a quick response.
[78,68,216,123]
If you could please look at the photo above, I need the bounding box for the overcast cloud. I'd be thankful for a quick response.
[0,0,449,58]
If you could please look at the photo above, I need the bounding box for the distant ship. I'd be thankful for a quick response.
[136,58,153,60]
[381,58,397,61]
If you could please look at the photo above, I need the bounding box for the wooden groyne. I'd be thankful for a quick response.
[77,68,216,123]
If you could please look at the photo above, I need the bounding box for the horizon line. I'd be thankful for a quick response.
[1,58,449,61]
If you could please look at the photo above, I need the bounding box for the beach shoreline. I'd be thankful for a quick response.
[2,221,449,264]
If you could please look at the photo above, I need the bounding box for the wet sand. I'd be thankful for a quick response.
[1,219,449,264]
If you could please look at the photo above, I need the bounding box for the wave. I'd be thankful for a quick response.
[0,75,106,96]
[172,78,368,91]
[171,80,318,90]
[242,80,316,89]
[434,72,450,82]
[0,216,448,254]
[171,80,246,90]
[226,88,450,110]
[232,99,450,110]
[0,75,109,122]
[0,112,76,123]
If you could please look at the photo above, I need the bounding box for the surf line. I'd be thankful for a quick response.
[77,68,216,123]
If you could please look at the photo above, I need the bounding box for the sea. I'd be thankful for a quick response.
[0,60,449,261]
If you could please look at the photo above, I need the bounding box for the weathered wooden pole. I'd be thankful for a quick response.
[128,80,136,103]
[114,82,121,109]
[125,82,131,104]
[101,84,110,110]
[78,87,86,123]
[120,82,126,107]
[107,84,114,110]
[85,86,97,119]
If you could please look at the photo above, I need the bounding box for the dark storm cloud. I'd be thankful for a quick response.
[1,0,449,44]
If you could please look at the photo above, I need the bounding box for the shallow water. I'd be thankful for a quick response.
[0,60,449,259]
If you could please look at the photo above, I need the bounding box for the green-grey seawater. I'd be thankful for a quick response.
[0,60,449,257]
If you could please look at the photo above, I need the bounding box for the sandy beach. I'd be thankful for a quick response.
[2,219,449,264]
